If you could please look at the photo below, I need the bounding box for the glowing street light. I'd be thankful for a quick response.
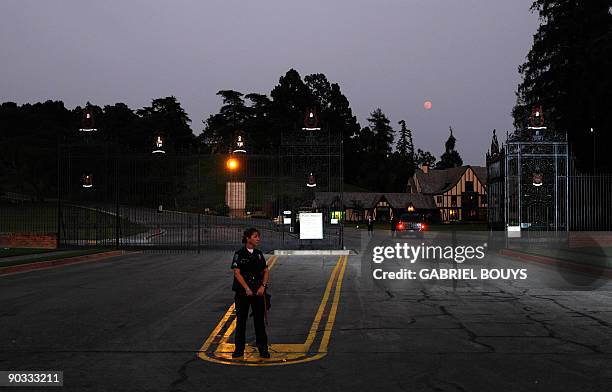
[226,157,239,171]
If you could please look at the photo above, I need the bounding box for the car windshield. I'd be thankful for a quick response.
[399,213,422,222]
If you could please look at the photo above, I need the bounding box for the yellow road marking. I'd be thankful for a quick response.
[319,255,348,352]
[303,256,343,350]
[198,254,348,366]
[198,255,278,353]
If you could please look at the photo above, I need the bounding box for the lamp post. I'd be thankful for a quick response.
[591,127,596,173]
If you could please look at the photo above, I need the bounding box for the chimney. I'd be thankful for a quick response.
[421,164,429,174]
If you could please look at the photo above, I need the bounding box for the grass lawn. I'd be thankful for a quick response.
[0,248,109,269]
[0,248,55,258]
[1,202,146,240]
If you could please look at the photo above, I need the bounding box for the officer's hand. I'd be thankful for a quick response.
[245,288,254,296]
[256,286,265,296]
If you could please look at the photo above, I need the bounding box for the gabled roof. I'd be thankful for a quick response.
[384,193,437,209]
[414,165,487,195]
[315,192,436,210]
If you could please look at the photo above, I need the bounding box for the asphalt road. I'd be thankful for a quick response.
[1,232,611,392]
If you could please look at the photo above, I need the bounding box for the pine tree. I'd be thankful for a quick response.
[367,108,394,156]
[513,0,612,172]
[395,120,416,190]
[415,149,436,167]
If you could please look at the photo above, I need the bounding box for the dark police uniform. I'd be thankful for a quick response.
[231,247,268,354]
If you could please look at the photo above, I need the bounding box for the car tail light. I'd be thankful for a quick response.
[397,222,405,230]
[420,223,427,231]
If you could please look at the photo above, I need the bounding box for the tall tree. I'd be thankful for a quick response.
[101,103,144,150]
[394,120,416,191]
[200,90,247,153]
[396,120,415,159]
[415,149,436,167]
[436,127,463,169]
[351,109,396,191]
[138,96,194,153]
[367,108,394,156]
[513,0,612,172]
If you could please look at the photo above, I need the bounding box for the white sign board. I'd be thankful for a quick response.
[283,217,292,225]
[507,225,521,238]
[299,212,323,240]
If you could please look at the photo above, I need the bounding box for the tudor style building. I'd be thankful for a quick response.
[407,164,488,222]
[315,192,437,223]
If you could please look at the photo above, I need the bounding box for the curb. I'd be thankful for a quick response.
[500,249,612,278]
[274,249,353,256]
[0,250,128,276]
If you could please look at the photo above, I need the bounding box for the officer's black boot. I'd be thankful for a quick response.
[258,346,270,358]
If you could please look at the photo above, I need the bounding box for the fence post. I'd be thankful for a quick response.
[56,142,61,249]
[115,156,120,249]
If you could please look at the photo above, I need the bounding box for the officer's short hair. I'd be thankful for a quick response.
[242,227,260,244]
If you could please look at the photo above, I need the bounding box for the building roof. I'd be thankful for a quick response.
[315,192,436,210]
[413,165,487,195]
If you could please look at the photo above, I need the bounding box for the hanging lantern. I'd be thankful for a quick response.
[529,106,546,129]
[233,134,246,154]
[306,172,317,188]
[82,173,93,188]
[302,108,320,130]
[407,203,415,212]
[532,172,543,187]
[152,134,166,154]
[79,108,97,132]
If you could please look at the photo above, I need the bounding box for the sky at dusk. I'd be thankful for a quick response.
[0,0,539,165]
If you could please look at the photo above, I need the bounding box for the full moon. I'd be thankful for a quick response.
[424,101,433,110]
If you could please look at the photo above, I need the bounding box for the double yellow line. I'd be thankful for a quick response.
[198,255,348,366]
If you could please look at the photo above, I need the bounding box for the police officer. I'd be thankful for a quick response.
[231,228,270,358]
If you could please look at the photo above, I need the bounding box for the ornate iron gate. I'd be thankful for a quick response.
[57,124,343,251]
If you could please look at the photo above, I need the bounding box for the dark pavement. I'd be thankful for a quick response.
[1,230,611,391]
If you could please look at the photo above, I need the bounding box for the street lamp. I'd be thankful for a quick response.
[226,157,239,171]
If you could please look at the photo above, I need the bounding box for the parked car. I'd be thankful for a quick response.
[395,212,427,238]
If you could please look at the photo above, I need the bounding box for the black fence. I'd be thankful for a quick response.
[53,134,343,251]
[569,174,612,230]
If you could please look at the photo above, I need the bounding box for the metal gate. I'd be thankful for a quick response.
[505,138,569,232]
[57,128,343,251]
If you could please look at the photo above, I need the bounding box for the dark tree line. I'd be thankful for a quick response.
[200,69,460,192]
[1,69,464,199]
[513,0,612,173]
[0,97,195,200]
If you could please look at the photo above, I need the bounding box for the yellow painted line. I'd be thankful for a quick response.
[198,254,348,366]
[319,255,348,352]
[198,303,235,354]
[218,255,278,346]
[303,255,343,351]
[198,255,277,353]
